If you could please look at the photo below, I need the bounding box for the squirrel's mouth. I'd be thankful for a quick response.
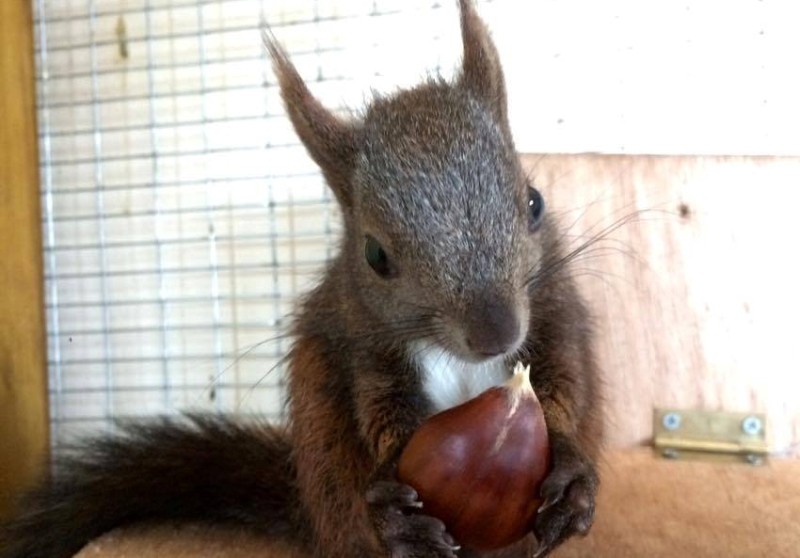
[427,320,527,366]
[407,293,529,366]
[454,304,529,364]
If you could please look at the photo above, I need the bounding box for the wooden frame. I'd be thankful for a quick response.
[0,0,49,519]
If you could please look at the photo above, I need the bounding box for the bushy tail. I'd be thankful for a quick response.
[0,415,306,558]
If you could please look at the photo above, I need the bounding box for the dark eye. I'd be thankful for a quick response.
[527,186,545,232]
[365,235,394,278]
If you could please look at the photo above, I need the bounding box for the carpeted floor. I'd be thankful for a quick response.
[76,449,800,558]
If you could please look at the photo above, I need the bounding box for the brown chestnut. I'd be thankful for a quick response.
[397,363,551,551]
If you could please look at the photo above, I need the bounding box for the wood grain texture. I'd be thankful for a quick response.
[520,154,800,455]
[76,525,304,558]
[75,449,800,557]
[0,0,49,519]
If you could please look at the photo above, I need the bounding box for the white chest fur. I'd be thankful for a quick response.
[409,341,510,413]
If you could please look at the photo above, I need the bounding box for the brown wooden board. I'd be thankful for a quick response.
[520,154,800,454]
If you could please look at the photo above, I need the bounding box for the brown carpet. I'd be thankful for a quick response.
[76,449,800,558]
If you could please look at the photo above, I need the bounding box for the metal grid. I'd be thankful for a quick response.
[33,0,490,449]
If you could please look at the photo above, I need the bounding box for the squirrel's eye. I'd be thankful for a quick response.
[365,235,394,278]
[527,186,545,232]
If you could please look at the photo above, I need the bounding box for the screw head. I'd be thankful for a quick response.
[662,412,682,431]
[741,416,762,436]
[744,453,764,466]
[662,448,679,459]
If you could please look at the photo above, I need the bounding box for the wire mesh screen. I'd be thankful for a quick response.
[33,0,492,449]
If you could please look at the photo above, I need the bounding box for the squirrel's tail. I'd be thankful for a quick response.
[0,415,307,558]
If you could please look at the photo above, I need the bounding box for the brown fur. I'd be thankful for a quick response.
[1,2,602,558]
[269,3,603,554]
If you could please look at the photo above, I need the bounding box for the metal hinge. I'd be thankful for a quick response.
[653,409,769,465]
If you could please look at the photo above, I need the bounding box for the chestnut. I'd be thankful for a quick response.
[397,363,551,551]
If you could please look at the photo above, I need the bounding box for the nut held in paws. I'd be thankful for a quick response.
[397,362,551,550]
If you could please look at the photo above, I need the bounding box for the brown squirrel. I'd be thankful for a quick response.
[0,1,602,557]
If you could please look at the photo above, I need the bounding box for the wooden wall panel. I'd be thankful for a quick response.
[521,154,800,455]
[0,0,49,518]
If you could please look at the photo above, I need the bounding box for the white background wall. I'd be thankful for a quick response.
[365,0,800,156]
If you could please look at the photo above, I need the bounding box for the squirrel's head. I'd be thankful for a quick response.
[268,0,547,363]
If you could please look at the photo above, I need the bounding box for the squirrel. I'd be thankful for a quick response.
[1,1,602,557]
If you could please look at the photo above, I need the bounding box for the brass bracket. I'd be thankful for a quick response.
[653,409,769,465]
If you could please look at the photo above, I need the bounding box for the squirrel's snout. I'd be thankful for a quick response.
[463,293,525,359]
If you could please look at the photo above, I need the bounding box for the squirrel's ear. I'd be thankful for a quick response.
[457,0,508,128]
[265,33,360,209]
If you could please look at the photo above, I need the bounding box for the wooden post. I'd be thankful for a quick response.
[0,0,49,519]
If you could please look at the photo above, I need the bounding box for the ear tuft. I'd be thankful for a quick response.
[457,0,508,127]
[264,30,361,209]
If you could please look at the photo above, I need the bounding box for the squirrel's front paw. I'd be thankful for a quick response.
[367,480,459,558]
[532,439,598,558]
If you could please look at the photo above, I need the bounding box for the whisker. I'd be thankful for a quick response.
[567,268,633,293]
[349,320,442,344]
[206,331,294,387]
[559,244,644,268]
[525,159,583,196]
[237,352,292,410]
[525,209,655,289]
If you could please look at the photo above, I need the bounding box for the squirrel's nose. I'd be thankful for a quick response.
[464,293,522,358]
